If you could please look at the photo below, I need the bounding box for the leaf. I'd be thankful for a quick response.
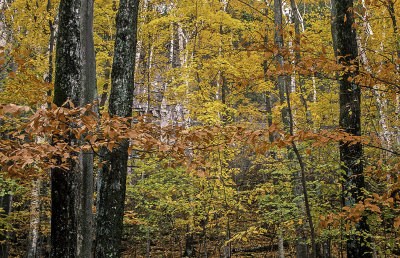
[8,72,16,78]
[394,217,400,229]
[2,104,30,115]
[369,205,381,213]
[107,143,114,152]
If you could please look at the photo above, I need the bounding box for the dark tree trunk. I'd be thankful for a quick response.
[262,6,274,143]
[386,0,400,62]
[0,193,12,258]
[51,0,81,257]
[76,0,97,257]
[79,0,97,108]
[183,230,194,257]
[223,219,231,258]
[95,0,140,256]
[331,1,371,257]
[53,0,81,108]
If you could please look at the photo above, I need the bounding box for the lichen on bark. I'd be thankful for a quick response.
[95,0,140,257]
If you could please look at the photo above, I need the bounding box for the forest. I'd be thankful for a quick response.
[0,0,399,257]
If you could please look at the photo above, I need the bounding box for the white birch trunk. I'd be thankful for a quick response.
[356,4,392,153]
[27,179,41,258]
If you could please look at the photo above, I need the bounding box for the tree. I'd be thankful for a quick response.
[51,0,82,256]
[77,0,97,257]
[52,0,98,256]
[331,0,372,257]
[2,0,400,256]
[95,0,140,256]
[0,187,12,258]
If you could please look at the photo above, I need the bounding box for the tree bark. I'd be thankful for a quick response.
[51,0,81,256]
[290,0,312,126]
[99,60,111,108]
[183,228,194,257]
[0,193,12,258]
[95,0,140,256]
[53,0,82,108]
[262,5,274,143]
[223,219,231,258]
[76,0,97,257]
[27,179,41,258]
[331,0,371,257]
[385,0,400,147]
[278,228,285,258]
[274,0,290,128]
[355,13,391,154]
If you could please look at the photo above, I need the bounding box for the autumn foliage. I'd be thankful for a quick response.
[1,0,400,257]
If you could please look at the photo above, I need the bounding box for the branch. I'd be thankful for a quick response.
[364,143,400,156]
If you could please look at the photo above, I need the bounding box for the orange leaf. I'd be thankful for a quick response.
[8,72,16,78]
[369,205,381,213]
[394,217,400,229]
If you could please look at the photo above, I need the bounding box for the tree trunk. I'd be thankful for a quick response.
[27,179,41,258]
[53,0,82,108]
[262,5,274,143]
[95,0,140,256]
[0,193,12,258]
[356,25,391,154]
[331,0,371,257]
[79,0,97,108]
[146,229,151,258]
[223,219,231,258]
[51,0,81,256]
[386,0,400,147]
[273,0,312,256]
[99,60,111,108]
[274,0,289,128]
[278,228,285,258]
[183,224,195,257]
[290,0,311,126]
[203,222,208,258]
[45,0,55,99]
[76,0,97,257]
